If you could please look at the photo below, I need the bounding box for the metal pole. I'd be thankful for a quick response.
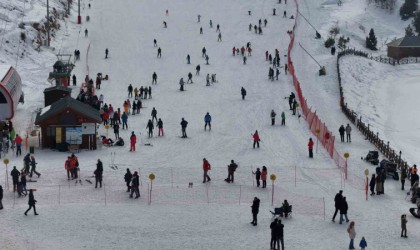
[366,177,368,201]
[6,164,9,190]
[47,0,50,46]
[77,0,81,24]
[271,182,274,206]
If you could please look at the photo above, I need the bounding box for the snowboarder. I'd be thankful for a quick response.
[253,130,260,148]
[105,48,109,59]
[186,54,191,64]
[124,168,132,192]
[151,108,158,124]
[24,190,38,216]
[347,222,356,249]
[129,131,136,152]
[202,158,211,183]
[308,138,314,158]
[146,119,154,138]
[204,112,211,131]
[345,124,352,142]
[157,118,164,136]
[11,166,20,192]
[130,171,140,198]
[152,72,157,84]
[332,190,343,222]
[226,160,238,183]
[29,156,41,178]
[253,168,261,187]
[179,77,185,91]
[94,159,103,188]
[339,197,349,224]
[241,87,247,100]
[339,125,345,142]
[250,197,260,226]
[401,214,407,238]
[157,47,162,58]
[271,110,276,125]
[196,65,201,75]
[180,118,188,138]
[261,166,267,188]
[187,72,193,83]
[281,111,286,126]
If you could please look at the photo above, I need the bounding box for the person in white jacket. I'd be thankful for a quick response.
[346,124,352,142]
[347,221,356,249]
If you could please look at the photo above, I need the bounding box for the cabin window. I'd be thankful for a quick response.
[0,92,7,103]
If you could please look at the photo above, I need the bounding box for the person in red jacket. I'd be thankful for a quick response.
[130,131,136,152]
[14,134,23,156]
[253,130,260,149]
[308,138,314,158]
[64,156,72,180]
[261,166,267,188]
[202,158,211,183]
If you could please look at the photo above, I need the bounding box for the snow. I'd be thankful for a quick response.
[39,104,51,116]
[0,0,420,249]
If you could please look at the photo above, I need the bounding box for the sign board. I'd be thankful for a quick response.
[82,123,96,134]
[66,127,82,144]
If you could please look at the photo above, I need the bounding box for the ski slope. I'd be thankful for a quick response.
[0,0,419,249]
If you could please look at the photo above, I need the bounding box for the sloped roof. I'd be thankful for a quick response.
[387,36,420,47]
[43,85,72,93]
[35,96,101,124]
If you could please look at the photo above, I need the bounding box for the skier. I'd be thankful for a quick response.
[197,14,201,22]
[308,138,314,158]
[124,168,132,192]
[345,124,352,142]
[187,72,193,83]
[180,118,188,138]
[271,110,276,125]
[206,74,210,86]
[29,156,41,178]
[264,19,267,27]
[211,74,216,83]
[84,28,88,37]
[14,134,22,156]
[209,19,213,28]
[129,131,136,152]
[11,166,20,192]
[205,54,209,65]
[105,48,109,59]
[261,166,267,188]
[128,84,133,98]
[217,33,222,42]
[94,159,103,188]
[288,92,295,110]
[226,160,238,183]
[204,112,211,131]
[202,158,211,183]
[216,24,220,32]
[276,68,280,80]
[72,75,76,86]
[292,99,297,115]
[152,72,157,84]
[146,119,154,138]
[130,171,140,198]
[148,86,152,99]
[179,77,185,91]
[339,197,349,224]
[24,190,38,216]
[339,125,345,142]
[186,54,191,64]
[163,21,167,28]
[114,123,120,140]
[241,87,247,100]
[247,47,252,56]
[253,168,261,187]
[196,65,201,75]
[249,23,252,31]
[401,166,407,190]
[281,111,286,126]
[154,39,157,47]
[151,107,158,123]
[202,47,207,57]
[332,190,343,222]
[250,197,260,226]
[241,47,245,56]
[253,130,260,148]
[243,56,247,64]
[23,153,31,174]
[401,214,407,238]
[283,10,286,18]
[121,112,128,129]
[233,46,236,56]
[265,51,269,61]
[157,47,162,58]
[157,118,164,136]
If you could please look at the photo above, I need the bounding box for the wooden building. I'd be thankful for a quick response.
[387,36,420,60]
[35,96,101,151]
[43,86,72,106]
[0,65,23,120]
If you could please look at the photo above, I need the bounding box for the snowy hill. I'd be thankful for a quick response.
[0,0,419,249]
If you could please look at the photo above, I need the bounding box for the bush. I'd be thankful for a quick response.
[324,37,335,48]
[338,36,350,50]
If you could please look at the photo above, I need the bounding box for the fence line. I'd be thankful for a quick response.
[336,49,410,171]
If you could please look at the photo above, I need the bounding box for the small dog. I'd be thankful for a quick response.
[188,182,193,188]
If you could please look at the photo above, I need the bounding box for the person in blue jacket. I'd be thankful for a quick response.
[204,112,212,131]
[121,112,128,129]
[359,236,367,250]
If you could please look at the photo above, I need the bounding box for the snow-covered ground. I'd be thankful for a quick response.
[0,0,419,249]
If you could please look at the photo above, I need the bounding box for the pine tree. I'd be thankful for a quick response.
[412,11,420,34]
[400,0,418,21]
[405,24,415,36]
[366,28,378,50]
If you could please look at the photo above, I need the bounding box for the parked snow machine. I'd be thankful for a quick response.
[364,150,379,165]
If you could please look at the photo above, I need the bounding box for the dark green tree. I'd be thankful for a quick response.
[400,0,418,20]
[366,28,378,50]
[412,11,420,34]
[405,24,415,36]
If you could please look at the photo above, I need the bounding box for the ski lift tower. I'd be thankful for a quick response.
[48,54,75,88]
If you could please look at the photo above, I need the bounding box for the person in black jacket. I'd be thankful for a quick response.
[270,219,278,249]
[253,168,261,187]
[94,159,103,188]
[157,118,164,136]
[147,120,154,138]
[241,87,247,100]
[29,156,41,178]
[24,190,38,215]
[124,168,132,192]
[369,174,376,195]
[332,190,343,222]
[130,171,140,198]
[339,125,345,142]
[339,197,349,224]
[0,185,3,209]
[11,166,20,192]
[180,118,188,138]
[274,219,284,250]
[250,197,260,226]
